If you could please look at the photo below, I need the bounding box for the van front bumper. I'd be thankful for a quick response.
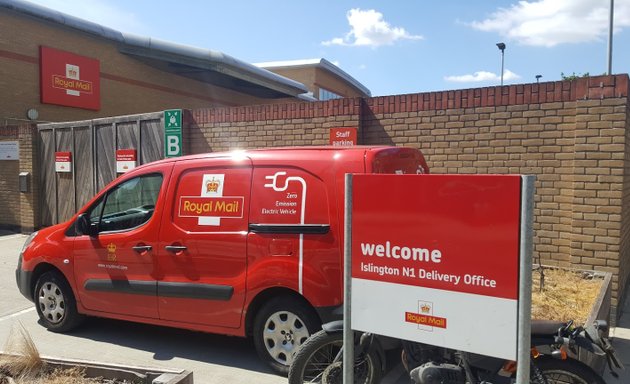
[15,258,34,302]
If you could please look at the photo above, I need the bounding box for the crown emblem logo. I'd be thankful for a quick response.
[107,243,116,253]
[420,304,431,314]
[206,178,220,193]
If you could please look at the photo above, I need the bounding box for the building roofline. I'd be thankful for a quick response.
[1,0,308,98]
[255,58,371,97]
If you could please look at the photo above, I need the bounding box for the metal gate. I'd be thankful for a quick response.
[39,112,164,226]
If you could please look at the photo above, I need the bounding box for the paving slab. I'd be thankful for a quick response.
[0,234,31,318]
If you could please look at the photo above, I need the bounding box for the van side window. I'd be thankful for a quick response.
[89,174,162,233]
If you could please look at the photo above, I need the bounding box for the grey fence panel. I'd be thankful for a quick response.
[95,124,116,191]
[140,119,163,164]
[117,121,139,151]
[74,126,94,210]
[56,128,75,223]
[38,112,166,225]
[39,129,56,227]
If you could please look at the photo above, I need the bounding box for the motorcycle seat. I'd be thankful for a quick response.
[531,319,566,336]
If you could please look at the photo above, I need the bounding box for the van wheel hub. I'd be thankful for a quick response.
[38,282,66,324]
[263,310,310,366]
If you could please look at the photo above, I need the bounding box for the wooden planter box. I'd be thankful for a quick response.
[0,354,193,384]
[552,269,612,376]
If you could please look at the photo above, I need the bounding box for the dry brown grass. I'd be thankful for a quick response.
[531,267,603,326]
[0,323,44,380]
[0,324,126,384]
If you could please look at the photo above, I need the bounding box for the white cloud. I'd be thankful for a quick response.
[470,0,630,47]
[322,8,423,47]
[359,64,367,70]
[26,0,146,34]
[444,70,521,83]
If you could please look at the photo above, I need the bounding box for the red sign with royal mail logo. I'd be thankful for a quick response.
[116,149,137,173]
[55,151,72,173]
[351,174,523,360]
[329,127,357,146]
[40,46,100,111]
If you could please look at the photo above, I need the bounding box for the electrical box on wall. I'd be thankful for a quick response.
[19,172,30,193]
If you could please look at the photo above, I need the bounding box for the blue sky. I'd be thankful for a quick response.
[25,0,630,96]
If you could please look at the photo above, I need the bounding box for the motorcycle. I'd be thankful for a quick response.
[288,319,622,384]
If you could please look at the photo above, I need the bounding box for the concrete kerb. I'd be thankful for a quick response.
[0,353,193,384]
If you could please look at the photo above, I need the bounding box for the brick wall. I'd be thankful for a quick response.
[189,98,362,152]
[0,127,20,230]
[190,74,630,317]
[0,124,38,232]
[18,124,39,232]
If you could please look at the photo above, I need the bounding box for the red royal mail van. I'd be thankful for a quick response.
[16,146,429,374]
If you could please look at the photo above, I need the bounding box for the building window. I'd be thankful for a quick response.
[319,88,342,101]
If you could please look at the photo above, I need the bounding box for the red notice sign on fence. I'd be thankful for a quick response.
[350,174,525,360]
[55,152,72,173]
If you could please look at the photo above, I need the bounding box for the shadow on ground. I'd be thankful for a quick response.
[47,317,272,374]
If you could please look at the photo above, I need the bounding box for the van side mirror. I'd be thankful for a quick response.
[76,213,97,237]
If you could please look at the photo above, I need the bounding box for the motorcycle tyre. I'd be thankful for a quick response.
[533,357,606,384]
[288,329,382,384]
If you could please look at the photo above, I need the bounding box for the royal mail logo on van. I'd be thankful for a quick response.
[179,196,244,219]
[40,46,100,110]
[205,177,221,193]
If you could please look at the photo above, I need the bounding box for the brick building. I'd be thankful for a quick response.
[257,59,371,101]
[0,0,370,125]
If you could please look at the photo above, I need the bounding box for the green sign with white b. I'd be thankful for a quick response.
[164,109,182,158]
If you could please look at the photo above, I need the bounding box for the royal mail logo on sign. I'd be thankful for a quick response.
[116,149,137,173]
[40,46,100,110]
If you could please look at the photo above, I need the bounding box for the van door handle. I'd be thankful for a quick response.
[132,245,153,253]
[165,245,187,253]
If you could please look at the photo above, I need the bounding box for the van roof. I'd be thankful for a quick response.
[131,145,418,171]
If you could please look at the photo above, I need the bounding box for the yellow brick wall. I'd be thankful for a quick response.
[190,75,630,318]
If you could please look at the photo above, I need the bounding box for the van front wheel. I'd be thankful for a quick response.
[253,297,320,376]
[34,271,84,332]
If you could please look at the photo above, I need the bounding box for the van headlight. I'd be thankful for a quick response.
[20,231,38,256]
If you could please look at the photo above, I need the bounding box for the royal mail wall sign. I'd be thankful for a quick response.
[351,174,524,360]
[40,46,100,111]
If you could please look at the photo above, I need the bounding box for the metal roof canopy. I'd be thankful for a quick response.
[1,0,308,99]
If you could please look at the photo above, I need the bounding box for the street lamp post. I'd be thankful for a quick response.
[607,0,614,75]
[497,42,506,86]
[535,75,542,83]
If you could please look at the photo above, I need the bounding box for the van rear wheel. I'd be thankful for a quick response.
[253,297,320,375]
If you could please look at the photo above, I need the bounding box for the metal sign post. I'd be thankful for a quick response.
[343,173,354,383]
[516,175,535,383]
